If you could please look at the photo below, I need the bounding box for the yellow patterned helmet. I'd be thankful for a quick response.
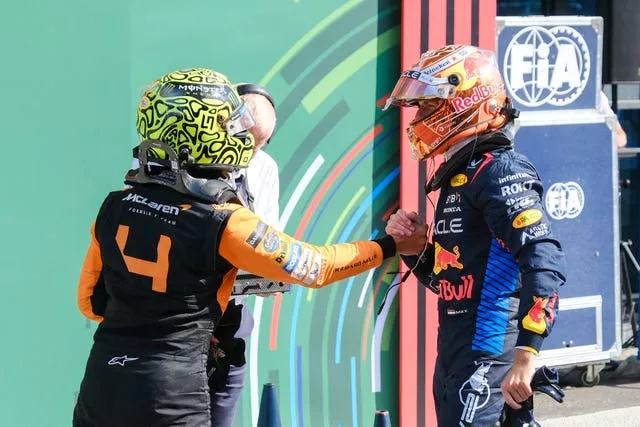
[136,68,255,169]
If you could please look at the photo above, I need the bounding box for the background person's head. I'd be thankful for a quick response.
[235,83,277,152]
[242,93,276,152]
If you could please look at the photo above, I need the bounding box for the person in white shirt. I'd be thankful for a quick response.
[599,91,627,148]
[208,83,280,427]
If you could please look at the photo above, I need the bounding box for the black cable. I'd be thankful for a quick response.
[377,269,413,316]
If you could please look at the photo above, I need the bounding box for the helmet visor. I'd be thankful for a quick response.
[384,71,456,109]
[226,103,256,136]
[160,82,255,136]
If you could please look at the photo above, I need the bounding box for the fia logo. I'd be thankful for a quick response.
[503,26,589,107]
[545,181,585,220]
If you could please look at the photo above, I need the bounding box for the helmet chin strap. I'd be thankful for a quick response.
[442,96,519,160]
[126,140,244,205]
[443,134,478,161]
[425,123,515,194]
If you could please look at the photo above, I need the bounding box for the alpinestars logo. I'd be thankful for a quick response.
[108,355,139,366]
[503,25,589,107]
[122,193,181,216]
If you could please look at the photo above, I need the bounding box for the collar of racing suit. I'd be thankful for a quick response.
[425,122,516,194]
[126,145,255,209]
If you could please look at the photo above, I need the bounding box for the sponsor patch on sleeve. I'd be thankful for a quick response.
[262,230,280,253]
[512,209,542,229]
[522,296,548,334]
[519,221,551,245]
[292,246,315,281]
[505,196,536,216]
[522,294,557,335]
[303,252,323,285]
[283,242,302,273]
[246,221,268,248]
[274,237,291,265]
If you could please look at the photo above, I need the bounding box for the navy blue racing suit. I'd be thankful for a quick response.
[406,143,566,426]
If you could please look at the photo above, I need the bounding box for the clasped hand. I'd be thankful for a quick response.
[385,209,428,255]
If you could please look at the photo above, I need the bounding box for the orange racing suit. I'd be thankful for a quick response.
[73,183,395,427]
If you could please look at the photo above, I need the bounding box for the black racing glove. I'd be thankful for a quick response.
[498,366,565,426]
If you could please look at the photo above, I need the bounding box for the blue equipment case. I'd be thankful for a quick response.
[514,113,622,369]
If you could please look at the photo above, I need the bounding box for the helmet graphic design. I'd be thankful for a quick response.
[385,45,512,160]
[136,68,255,168]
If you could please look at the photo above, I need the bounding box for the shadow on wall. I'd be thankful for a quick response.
[619,109,640,294]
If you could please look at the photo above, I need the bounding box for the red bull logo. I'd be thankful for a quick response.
[451,84,501,113]
[523,296,549,334]
[433,242,464,274]
[439,275,474,301]
[463,49,495,79]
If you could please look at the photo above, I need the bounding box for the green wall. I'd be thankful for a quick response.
[0,1,401,425]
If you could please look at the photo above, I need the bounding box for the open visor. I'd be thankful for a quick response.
[226,103,256,136]
[384,71,457,110]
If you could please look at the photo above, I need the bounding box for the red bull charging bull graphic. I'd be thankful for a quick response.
[433,242,474,301]
[433,242,464,274]
[522,294,558,334]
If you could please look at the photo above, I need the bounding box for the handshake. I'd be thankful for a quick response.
[385,209,429,256]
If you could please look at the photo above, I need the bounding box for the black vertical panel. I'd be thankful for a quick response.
[417,160,427,427]
[606,0,640,83]
[471,0,480,46]
[446,0,455,44]
[418,3,430,425]
[421,0,430,53]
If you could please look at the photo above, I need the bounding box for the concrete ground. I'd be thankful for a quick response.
[535,348,640,426]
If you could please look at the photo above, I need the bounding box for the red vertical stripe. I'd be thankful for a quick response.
[423,161,441,427]
[399,0,421,426]
[428,1,447,49]
[454,0,473,44]
[424,1,446,425]
[424,292,439,425]
[478,0,497,49]
[268,293,283,350]
[400,2,497,426]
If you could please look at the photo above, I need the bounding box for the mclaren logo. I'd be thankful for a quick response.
[122,193,189,216]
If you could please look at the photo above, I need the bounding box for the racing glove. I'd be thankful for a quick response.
[498,366,565,426]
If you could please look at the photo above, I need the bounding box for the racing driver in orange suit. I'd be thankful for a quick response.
[71,68,426,427]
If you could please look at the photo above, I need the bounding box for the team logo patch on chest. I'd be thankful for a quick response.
[450,174,468,187]
[433,242,464,274]
[434,218,463,235]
